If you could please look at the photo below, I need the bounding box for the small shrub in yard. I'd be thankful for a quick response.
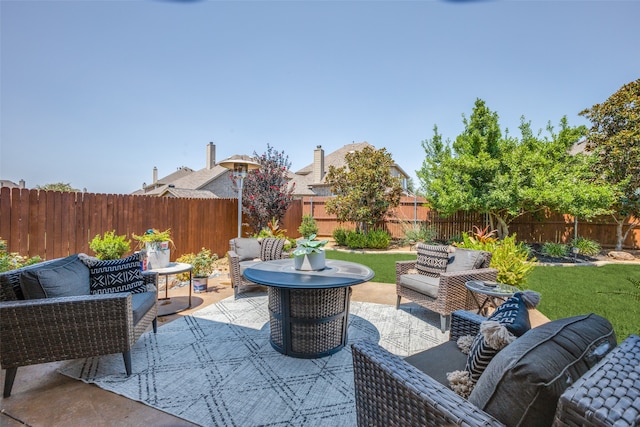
[401,222,438,245]
[570,237,601,257]
[89,230,131,260]
[365,229,391,249]
[541,242,568,258]
[455,232,535,288]
[298,214,319,239]
[333,228,349,246]
[489,236,536,287]
[0,238,42,272]
[346,230,368,249]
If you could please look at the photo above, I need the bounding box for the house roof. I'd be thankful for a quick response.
[169,165,229,190]
[159,188,219,198]
[295,141,374,176]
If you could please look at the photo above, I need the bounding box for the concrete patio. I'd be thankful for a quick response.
[0,275,398,427]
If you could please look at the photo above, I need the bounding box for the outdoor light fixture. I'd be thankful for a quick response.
[572,246,580,262]
[219,154,261,238]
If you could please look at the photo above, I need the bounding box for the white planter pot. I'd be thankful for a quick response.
[294,251,326,271]
[146,241,170,269]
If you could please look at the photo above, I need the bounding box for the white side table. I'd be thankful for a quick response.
[148,262,192,317]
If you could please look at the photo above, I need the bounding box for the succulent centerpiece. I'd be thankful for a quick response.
[292,234,328,271]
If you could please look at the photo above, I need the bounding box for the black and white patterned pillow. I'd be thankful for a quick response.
[86,253,147,294]
[415,243,449,277]
[465,292,534,382]
[260,238,285,261]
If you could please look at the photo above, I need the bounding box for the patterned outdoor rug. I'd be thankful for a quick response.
[59,294,447,427]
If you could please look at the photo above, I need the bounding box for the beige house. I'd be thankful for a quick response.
[290,142,410,197]
[133,141,411,198]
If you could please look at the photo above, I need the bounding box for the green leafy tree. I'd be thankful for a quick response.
[418,98,614,238]
[325,146,404,232]
[580,78,640,250]
[238,144,295,234]
[35,182,80,192]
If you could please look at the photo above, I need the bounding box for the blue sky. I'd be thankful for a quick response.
[1,0,638,195]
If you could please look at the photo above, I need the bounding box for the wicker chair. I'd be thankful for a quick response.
[352,311,637,427]
[0,258,158,397]
[396,245,497,332]
[227,237,288,298]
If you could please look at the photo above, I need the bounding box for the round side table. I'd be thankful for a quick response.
[148,262,193,317]
[465,280,519,316]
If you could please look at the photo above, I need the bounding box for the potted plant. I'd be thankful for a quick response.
[292,233,328,271]
[177,248,218,293]
[89,230,131,260]
[133,228,174,269]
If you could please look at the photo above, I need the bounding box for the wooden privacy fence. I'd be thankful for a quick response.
[0,188,302,261]
[427,210,640,249]
[1,187,637,262]
[302,195,430,238]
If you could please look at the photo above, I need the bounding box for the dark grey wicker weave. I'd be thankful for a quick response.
[0,259,158,397]
[396,250,498,332]
[553,334,640,427]
[353,310,639,427]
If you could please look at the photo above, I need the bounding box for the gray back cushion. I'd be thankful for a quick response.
[19,254,90,299]
[234,238,261,262]
[415,244,449,277]
[446,248,487,272]
[468,313,616,427]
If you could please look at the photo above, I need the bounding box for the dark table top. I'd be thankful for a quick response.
[243,259,374,289]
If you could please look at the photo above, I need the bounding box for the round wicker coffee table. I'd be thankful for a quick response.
[244,259,374,358]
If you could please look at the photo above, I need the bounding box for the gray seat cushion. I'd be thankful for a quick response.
[469,313,617,427]
[404,340,468,386]
[19,254,90,299]
[239,260,261,274]
[399,274,440,298]
[131,291,157,324]
[234,238,261,262]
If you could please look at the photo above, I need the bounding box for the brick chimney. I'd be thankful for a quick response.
[313,145,324,183]
[207,142,216,169]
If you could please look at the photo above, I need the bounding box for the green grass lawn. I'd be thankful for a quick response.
[527,264,640,343]
[325,249,414,283]
[326,250,640,342]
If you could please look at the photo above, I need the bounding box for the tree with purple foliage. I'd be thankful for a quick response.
[235,144,295,234]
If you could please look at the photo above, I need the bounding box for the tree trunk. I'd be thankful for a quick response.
[490,213,510,239]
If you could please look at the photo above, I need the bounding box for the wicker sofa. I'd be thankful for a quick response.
[227,237,288,298]
[352,310,638,427]
[0,253,158,397]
